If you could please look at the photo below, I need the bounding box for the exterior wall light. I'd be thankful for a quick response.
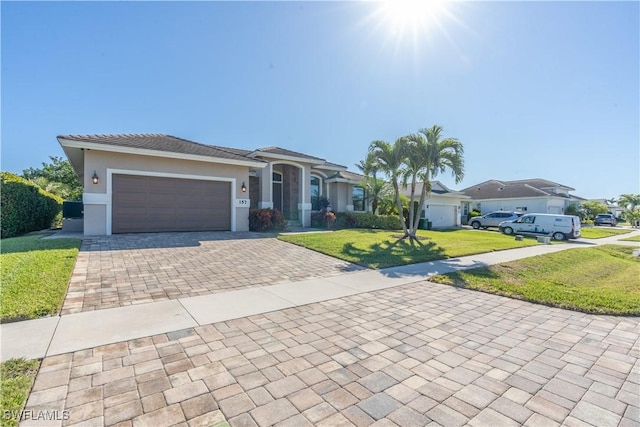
[92,171,99,185]
[241,182,247,192]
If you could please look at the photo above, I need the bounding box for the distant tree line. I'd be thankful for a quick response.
[566,195,640,225]
[22,156,82,201]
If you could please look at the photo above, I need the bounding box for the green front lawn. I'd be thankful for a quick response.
[430,245,640,315]
[1,234,80,323]
[278,229,539,268]
[0,359,40,427]
[580,228,632,239]
[621,234,640,242]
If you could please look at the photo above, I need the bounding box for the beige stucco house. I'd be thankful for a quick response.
[59,134,364,235]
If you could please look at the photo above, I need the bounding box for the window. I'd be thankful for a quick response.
[311,176,321,210]
[516,206,528,212]
[352,186,365,212]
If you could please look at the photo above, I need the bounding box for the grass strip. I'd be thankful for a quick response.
[580,228,633,239]
[0,359,40,427]
[1,234,80,322]
[429,244,640,315]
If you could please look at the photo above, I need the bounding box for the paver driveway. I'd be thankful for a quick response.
[61,232,364,315]
[25,280,639,427]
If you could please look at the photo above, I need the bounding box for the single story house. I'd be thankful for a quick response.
[400,181,470,228]
[460,178,585,217]
[59,134,365,235]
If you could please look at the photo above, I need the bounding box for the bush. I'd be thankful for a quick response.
[1,172,62,238]
[334,212,402,230]
[310,213,324,228]
[248,208,288,232]
[467,209,481,222]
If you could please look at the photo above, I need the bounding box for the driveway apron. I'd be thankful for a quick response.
[23,280,639,427]
[61,232,364,315]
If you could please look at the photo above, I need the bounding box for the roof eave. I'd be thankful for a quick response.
[326,178,361,184]
[247,151,326,165]
[313,164,348,172]
[58,138,268,168]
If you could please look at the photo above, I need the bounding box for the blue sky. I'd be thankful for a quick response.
[2,1,638,199]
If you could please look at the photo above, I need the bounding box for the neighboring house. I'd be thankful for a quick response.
[460,178,585,217]
[401,181,470,228]
[591,199,625,218]
[58,134,365,235]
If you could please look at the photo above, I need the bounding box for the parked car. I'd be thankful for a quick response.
[469,211,523,229]
[499,214,581,240]
[594,214,617,226]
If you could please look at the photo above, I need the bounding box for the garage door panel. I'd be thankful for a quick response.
[112,175,231,233]
[430,206,457,228]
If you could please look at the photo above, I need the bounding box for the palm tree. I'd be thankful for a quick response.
[355,151,385,214]
[368,138,410,235]
[403,125,464,239]
[619,194,640,227]
[618,194,640,211]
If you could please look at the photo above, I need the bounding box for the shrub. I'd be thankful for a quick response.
[1,172,63,238]
[334,212,401,230]
[248,208,288,232]
[467,209,481,222]
[271,208,287,230]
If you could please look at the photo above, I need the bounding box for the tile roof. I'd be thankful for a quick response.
[401,181,468,197]
[505,178,575,191]
[58,134,365,176]
[326,171,364,182]
[461,179,572,199]
[58,134,263,163]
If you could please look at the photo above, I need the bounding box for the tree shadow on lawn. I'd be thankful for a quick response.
[341,236,447,268]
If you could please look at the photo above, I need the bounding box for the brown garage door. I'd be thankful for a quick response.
[112,175,231,233]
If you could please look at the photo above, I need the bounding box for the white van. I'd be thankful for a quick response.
[498,214,581,240]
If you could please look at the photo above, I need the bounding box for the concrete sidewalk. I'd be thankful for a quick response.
[3,232,636,362]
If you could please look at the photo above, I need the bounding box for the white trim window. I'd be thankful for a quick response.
[311,175,323,210]
[352,186,365,212]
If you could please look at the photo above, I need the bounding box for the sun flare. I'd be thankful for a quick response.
[379,0,448,36]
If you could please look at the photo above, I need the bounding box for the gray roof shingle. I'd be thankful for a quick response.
[461,179,577,199]
[506,178,575,191]
[58,134,264,163]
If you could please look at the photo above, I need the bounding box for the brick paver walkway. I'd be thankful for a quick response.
[61,232,364,315]
[26,280,639,427]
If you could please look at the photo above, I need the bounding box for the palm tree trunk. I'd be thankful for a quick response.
[392,179,408,236]
[408,177,417,238]
[413,181,428,232]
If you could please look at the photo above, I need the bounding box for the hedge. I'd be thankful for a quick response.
[311,211,402,230]
[1,172,63,238]
[248,208,287,232]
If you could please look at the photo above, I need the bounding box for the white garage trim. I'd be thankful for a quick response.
[106,168,237,235]
[83,193,109,205]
